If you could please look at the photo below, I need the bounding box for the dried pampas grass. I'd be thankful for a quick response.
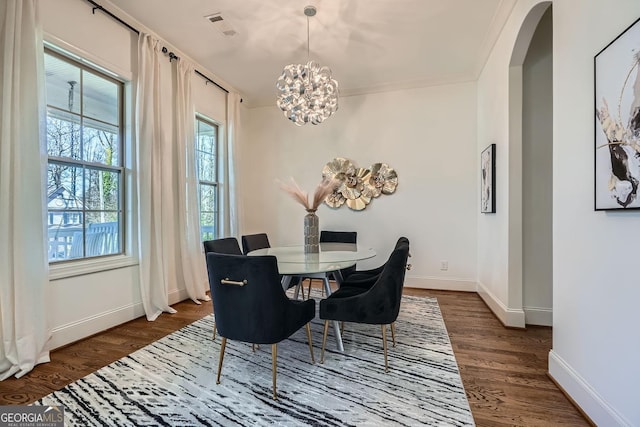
[278,177,336,211]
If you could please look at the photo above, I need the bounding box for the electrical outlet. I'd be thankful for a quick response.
[440,260,448,271]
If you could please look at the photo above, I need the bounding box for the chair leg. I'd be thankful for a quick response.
[252,343,256,352]
[320,320,330,364]
[307,279,323,296]
[271,344,278,400]
[305,323,315,363]
[340,321,345,335]
[390,322,396,348]
[216,337,227,384]
[212,296,217,339]
[381,325,389,373]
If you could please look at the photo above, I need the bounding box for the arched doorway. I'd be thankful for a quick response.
[508,2,553,326]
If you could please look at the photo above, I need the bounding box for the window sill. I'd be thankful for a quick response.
[49,255,139,281]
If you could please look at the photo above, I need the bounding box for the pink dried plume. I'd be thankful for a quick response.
[278,177,336,211]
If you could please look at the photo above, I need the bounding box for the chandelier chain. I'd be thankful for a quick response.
[307,15,310,59]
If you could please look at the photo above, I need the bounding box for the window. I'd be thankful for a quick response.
[195,117,219,241]
[45,49,124,262]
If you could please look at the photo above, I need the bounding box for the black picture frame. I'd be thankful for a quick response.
[594,16,640,210]
[481,144,496,213]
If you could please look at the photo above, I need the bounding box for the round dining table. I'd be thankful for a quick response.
[249,242,376,352]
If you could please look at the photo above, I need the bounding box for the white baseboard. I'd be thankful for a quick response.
[168,287,211,306]
[50,302,145,350]
[168,287,190,305]
[476,281,525,328]
[50,287,200,350]
[523,306,552,326]
[548,350,632,426]
[405,276,477,292]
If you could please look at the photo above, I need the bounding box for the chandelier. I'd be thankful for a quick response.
[276,5,339,126]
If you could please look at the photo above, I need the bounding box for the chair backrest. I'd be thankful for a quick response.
[241,233,271,255]
[205,252,294,344]
[395,236,409,250]
[203,237,242,255]
[320,230,357,244]
[363,239,410,324]
[320,231,358,278]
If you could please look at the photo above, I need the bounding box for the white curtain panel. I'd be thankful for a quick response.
[173,59,209,301]
[135,33,176,320]
[219,92,241,238]
[0,0,51,379]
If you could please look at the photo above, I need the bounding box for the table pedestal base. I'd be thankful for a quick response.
[282,273,344,353]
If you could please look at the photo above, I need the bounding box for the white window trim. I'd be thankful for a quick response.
[49,254,138,281]
[196,114,221,241]
[45,43,136,275]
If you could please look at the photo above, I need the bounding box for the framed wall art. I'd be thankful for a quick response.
[481,144,496,213]
[594,16,640,210]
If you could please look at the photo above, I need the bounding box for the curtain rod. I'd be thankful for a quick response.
[84,0,230,94]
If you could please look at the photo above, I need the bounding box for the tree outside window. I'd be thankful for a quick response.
[196,117,218,241]
[45,50,124,262]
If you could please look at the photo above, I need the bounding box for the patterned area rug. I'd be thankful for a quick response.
[37,295,474,426]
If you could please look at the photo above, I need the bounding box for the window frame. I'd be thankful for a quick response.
[45,47,126,267]
[195,114,220,241]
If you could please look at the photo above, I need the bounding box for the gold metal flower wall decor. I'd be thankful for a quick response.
[322,157,398,211]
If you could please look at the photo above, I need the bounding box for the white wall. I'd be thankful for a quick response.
[522,7,553,326]
[41,0,227,349]
[477,0,552,327]
[480,0,640,424]
[42,0,142,349]
[38,0,640,423]
[550,1,640,425]
[241,83,478,290]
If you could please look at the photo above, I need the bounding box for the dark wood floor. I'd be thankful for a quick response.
[407,289,590,426]
[1,287,588,426]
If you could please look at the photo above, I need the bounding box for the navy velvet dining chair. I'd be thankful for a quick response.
[241,233,271,255]
[320,230,358,280]
[305,230,358,297]
[206,252,316,400]
[204,237,242,255]
[202,237,243,340]
[319,238,410,372]
[242,232,304,299]
[339,237,410,290]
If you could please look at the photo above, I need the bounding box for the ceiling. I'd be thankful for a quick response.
[107,0,516,108]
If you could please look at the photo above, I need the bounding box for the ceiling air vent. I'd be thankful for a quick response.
[205,13,237,37]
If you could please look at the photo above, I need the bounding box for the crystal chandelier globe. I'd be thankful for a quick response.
[276,6,339,126]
